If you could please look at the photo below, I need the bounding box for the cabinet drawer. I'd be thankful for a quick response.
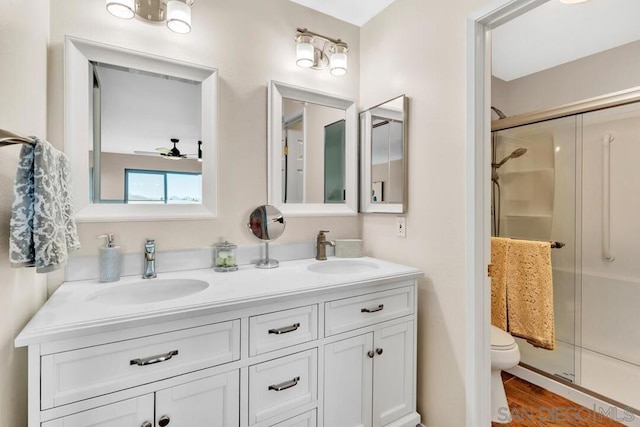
[325,286,414,336]
[249,305,318,356]
[270,409,317,427]
[249,349,317,425]
[41,320,240,409]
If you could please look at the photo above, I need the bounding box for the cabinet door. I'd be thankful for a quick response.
[372,322,414,427]
[324,333,373,427]
[155,370,239,427]
[42,394,153,427]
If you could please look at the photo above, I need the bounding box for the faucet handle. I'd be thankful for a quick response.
[318,230,330,236]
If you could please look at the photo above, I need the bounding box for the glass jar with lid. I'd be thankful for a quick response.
[214,241,238,272]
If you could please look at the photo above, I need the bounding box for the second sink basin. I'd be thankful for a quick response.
[307,260,379,274]
[86,279,209,305]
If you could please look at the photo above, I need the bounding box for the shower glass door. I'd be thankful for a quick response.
[492,115,578,383]
[580,103,640,410]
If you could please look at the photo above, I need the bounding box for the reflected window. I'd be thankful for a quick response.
[125,169,202,204]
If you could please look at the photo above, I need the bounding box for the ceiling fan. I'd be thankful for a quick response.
[134,138,201,160]
[157,138,187,159]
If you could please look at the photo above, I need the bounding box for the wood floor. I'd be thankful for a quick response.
[491,373,625,426]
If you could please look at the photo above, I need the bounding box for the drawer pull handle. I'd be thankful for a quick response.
[376,348,384,355]
[269,323,301,335]
[361,304,384,313]
[158,415,171,427]
[269,376,300,391]
[141,422,152,427]
[130,350,178,366]
[367,350,375,359]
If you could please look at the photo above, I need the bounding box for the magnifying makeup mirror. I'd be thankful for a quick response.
[247,204,286,268]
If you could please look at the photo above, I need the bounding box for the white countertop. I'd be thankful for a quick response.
[15,257,422,347]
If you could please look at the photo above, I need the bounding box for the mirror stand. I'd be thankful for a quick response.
[248,204,286,269]
[256,242,279,269]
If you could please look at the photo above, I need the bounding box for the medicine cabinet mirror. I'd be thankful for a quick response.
[65,37,218,222]
[360,95,408,214]
[268,81,358,216]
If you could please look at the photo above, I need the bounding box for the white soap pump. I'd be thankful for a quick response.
[98,233,121,283]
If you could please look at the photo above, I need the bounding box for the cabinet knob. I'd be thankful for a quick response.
[376,348,383,355]
[158,415,171,427]
[141,422,152,427]
[367,350,375,358]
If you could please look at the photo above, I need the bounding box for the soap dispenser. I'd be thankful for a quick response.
[98,233,121,283]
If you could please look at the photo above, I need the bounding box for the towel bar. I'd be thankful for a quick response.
[0,129,36,147]
[496,237,565,249]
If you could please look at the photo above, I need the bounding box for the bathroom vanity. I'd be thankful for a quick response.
[16,257,422,427]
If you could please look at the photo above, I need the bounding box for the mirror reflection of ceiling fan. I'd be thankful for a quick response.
[134,138,202,160]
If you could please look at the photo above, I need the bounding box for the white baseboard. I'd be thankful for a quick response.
[508,365,640,426]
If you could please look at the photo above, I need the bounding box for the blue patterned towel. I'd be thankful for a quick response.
[10,137,80,273]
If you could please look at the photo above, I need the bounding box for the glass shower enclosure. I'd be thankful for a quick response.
[492,100,640,412]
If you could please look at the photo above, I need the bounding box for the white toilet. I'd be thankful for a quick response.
[491,325,520,423]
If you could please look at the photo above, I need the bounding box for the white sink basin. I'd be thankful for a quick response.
[307,260,379,274]
[86,279,209,305]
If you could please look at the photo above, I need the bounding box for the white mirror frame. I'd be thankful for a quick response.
[360,95,408,214]
[65,37,218,222]
[268,81,358,217]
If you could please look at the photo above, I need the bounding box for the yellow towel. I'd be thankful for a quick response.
[490,237,556,350]
[505,239,555,350]
[490,237,509,330]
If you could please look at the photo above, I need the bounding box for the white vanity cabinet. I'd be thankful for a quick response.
[16,257,422,427]
[324,287,416,427]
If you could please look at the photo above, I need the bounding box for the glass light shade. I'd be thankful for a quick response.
[330,47,348,76]
[167,1,192,34]
[106,0,135,19]
[296,36,315,68]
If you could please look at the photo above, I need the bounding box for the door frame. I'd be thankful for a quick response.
[465,1,550,425]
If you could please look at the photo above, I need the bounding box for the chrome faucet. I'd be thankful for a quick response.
[315,230,335,261]
[142,239,157,279]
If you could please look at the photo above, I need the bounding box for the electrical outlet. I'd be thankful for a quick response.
[396,216,406,238]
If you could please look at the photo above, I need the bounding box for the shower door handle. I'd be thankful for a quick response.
[602,133,615,262]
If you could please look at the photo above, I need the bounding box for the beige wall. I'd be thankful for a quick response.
[495,39,640,116]
[48,0,361,262]
[0,1,50,426]
[360,0,491,425]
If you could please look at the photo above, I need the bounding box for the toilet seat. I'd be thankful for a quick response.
[491,325,516,350]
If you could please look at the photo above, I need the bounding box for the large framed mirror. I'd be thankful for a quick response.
[360,95,408,214]
[268,81,358,216]
[65,37,218,222]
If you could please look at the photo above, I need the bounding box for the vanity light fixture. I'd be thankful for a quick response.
[105,0,194,34]
[295,28,349,76]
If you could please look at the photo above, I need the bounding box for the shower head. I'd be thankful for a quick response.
[493,148,528,168]
[510,148,527,159]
